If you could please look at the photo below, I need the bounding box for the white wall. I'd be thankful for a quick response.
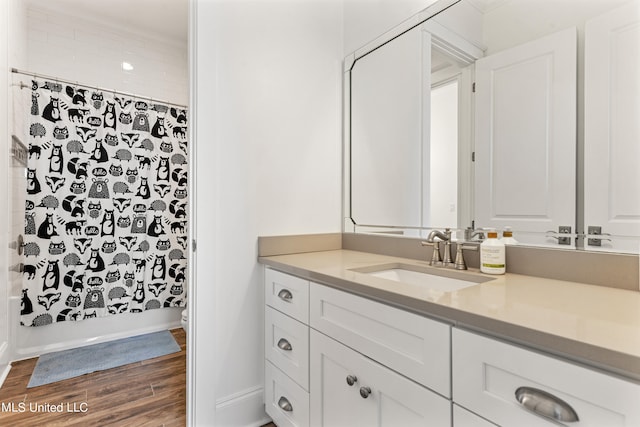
[193,0,343,425]
[343,0,438,54]
[482,0,631,55]
[24,4,188,105]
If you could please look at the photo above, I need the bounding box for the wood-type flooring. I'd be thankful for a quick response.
[0,328,186,427]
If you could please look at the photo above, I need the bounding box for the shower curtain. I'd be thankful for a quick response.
[21,78,188,327]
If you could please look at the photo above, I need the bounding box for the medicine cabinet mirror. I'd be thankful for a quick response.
[344,0,640,253]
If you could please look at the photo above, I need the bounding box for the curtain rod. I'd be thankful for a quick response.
[11,68,188,109]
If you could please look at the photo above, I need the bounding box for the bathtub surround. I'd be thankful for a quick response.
[19,76,188,327]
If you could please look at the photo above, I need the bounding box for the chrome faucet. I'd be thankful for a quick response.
[421,228,453,267]
[464,227,485,242]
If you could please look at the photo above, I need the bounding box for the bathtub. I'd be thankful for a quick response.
[9,296,182,360]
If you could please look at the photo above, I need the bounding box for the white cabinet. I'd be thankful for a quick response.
[453,328,640,427]
[310,329,451,427]
[264,266,640,427]
[310,282,450,396]
[264,269,452,427]
[264,268,311,426]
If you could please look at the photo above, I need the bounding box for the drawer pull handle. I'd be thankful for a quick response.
[277,338,292,351]
[278,396,293,412]
[515,387,579,423]
[359,386,371,399]
[346,375,357,386]
[277,289,293,302]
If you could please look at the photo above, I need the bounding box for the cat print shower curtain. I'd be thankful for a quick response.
[21,78,188,327]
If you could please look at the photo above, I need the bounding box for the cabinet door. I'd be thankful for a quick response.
[310,329,450,427]
[584,1,640,253]
[474,27,576,246]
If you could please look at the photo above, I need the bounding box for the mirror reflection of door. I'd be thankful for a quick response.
[430,78,458,228]
[474,27,577,247]
[584,1,640,253]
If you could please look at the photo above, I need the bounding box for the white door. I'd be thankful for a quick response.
[309,329,450,427]
[584,2,640,253]
[474,27,577,246]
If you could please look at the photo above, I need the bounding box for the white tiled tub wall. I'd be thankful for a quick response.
[24,5,188,105]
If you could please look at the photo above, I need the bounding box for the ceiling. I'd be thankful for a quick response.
[26,0,188,45]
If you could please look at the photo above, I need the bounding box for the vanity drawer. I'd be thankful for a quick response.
[453,328,640,427]
[265,306,310,390]
[310,282,451,397]
[265,360,310,427]
[265,268,309,323]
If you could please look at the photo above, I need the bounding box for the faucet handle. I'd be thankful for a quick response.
[454,243,479,270]
[421,241,443,266]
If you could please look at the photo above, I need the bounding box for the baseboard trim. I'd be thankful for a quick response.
[216,385,271,427]
[0,341,11,389]
[0,363,11,389]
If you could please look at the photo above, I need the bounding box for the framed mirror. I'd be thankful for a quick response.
[344,0,640,253]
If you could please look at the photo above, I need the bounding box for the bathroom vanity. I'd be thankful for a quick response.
[259,0,640,424]
[260,245,640,427]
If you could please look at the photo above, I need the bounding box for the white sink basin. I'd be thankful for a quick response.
[351,263,492,292]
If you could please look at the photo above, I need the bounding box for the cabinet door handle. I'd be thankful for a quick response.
[515,387,579,423]
[278,396,293,412]
[277,338,292,351]
[359,386,371,399]
[277,288,293,302]
[346,375,357,386]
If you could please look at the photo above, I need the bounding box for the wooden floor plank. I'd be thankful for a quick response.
[0,328,186,426]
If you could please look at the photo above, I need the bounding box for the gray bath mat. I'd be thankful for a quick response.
[28,330,181,388]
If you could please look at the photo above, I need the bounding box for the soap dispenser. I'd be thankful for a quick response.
[501,226,518,245]
[480,228,505,275]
